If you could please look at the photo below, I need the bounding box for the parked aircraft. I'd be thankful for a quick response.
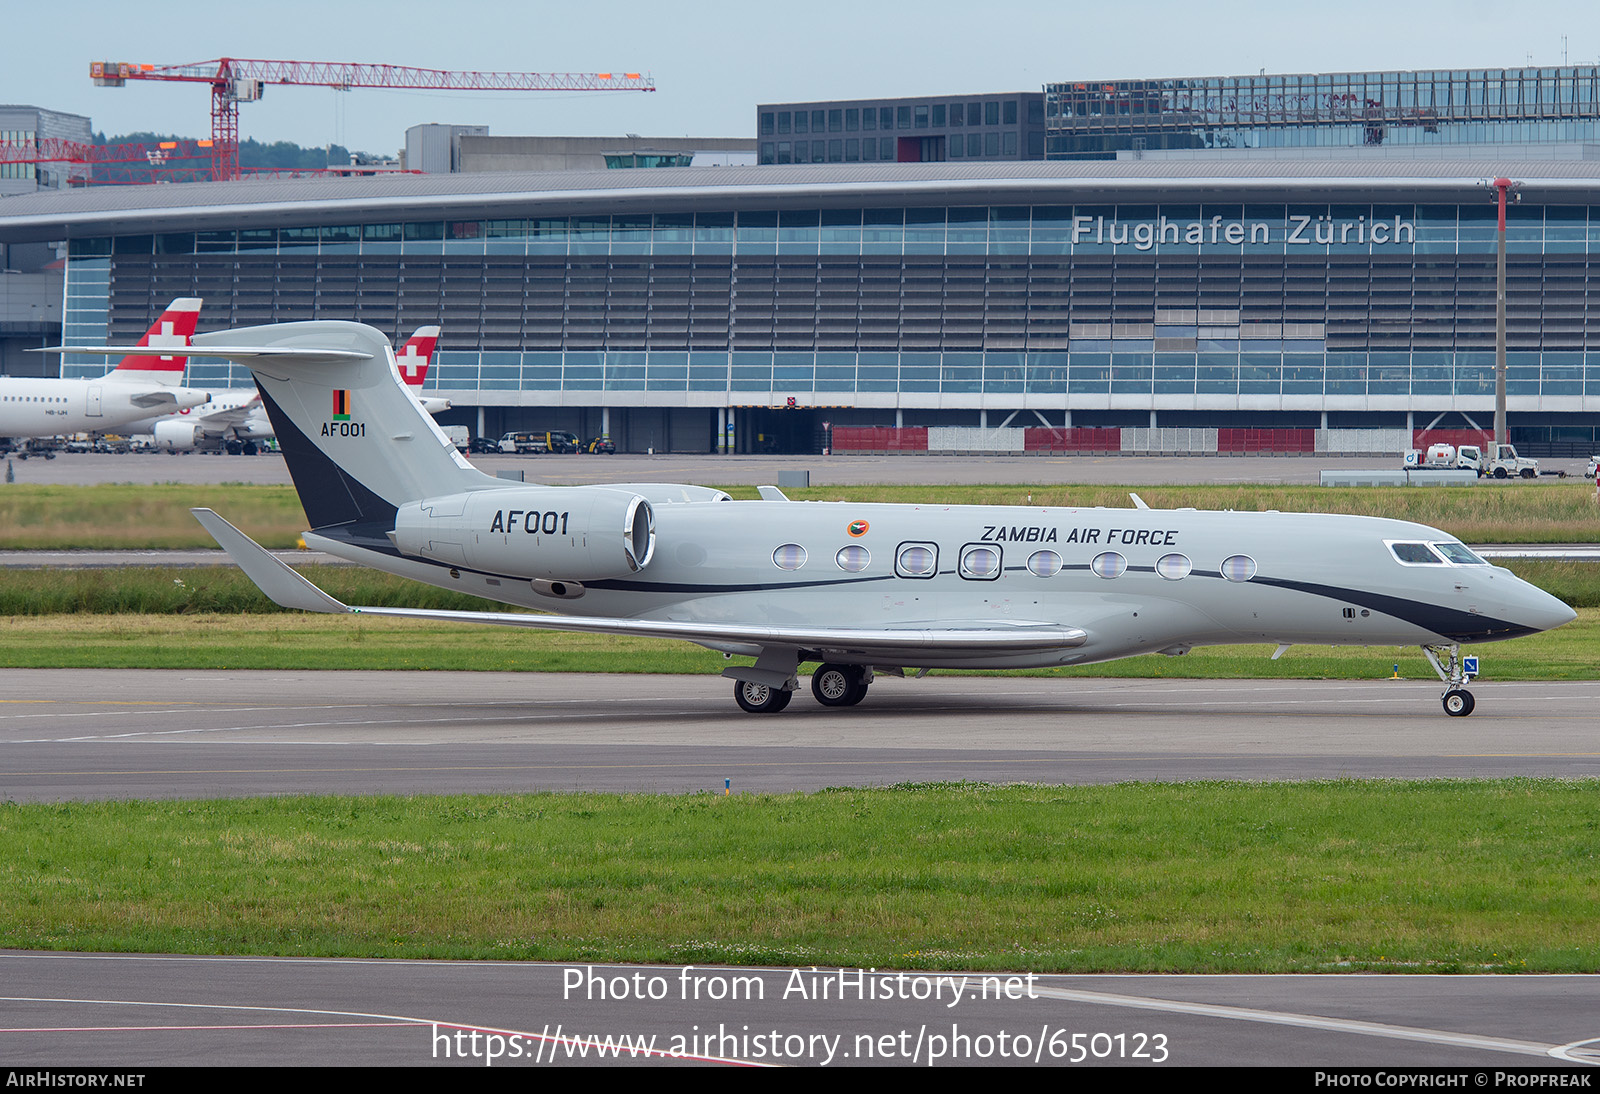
[136,325,446,453]
[100,320,1572,719]
[1,299,210,442]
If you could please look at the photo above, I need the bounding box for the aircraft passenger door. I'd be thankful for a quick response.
[86,386,103,418]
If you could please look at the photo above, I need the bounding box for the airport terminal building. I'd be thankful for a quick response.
[3,153,1600,454]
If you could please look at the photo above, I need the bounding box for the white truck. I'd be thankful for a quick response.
[1403,443,1481,472]
[440,425,471,452]
[1470,443,1540,479]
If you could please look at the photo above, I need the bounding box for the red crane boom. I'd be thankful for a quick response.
[92,57,655,181]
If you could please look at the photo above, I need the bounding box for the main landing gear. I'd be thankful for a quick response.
[731,663,873,714]
[811,663,871,707]
[1421,643,1475,717]
[734,680,792,713]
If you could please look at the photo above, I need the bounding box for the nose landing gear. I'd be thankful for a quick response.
[1422,644,1476,717]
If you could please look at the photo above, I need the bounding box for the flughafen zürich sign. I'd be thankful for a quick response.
[1069,214,1416,249]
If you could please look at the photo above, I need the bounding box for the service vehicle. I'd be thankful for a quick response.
[1482,443,1540,479]
[498,431,550,454]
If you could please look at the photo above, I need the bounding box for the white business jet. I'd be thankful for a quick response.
[55,320,1575,718]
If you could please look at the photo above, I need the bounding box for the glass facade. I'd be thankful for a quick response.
[758,94,1045,164]
[61,201,1600,404]
[1045,67,1600,158]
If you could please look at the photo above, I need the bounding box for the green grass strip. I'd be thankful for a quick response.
[4,781,1598,972]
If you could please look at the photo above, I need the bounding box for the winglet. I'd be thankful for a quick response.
[191,508,351,614]
[756,485,791,502]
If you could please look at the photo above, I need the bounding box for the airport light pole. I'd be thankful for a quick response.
[1490,177,1520,448]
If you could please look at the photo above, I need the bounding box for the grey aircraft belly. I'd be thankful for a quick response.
[65,320,1573,717]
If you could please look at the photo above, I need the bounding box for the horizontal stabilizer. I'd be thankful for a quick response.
[40,345,371,362]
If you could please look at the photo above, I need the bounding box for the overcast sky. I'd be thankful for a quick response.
[8,1,1600,155]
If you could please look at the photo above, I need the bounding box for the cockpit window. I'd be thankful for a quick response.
[1433,542,1488,565]
[1389,541,1446,565]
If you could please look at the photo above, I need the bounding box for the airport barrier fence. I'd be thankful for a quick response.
[829,426,1476,456]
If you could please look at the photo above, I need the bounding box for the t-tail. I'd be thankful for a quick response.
[111,298,203,385]
[188,321,499,542]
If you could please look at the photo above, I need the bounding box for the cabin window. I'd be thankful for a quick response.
[896,543,937,578]
[1221,554,1257,582]
[1026,550,1062,577]
[835,545,871,572]
[959,544,1001,580]
[1389,542,1446,565]
[1156,553,1192,580]
[1091,551,1127,579]
[772,544,807,570]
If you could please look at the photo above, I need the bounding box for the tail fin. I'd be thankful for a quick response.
[396,326,439,389]
[111,298,203,384]
[187,321,499,534]
[396,325,450,413]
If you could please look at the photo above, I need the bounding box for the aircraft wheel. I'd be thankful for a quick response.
[1443,689,1475,717]
[734,680,792,714]
[225,440,243,455]
[811,663,863,707]
[242,441,258,456]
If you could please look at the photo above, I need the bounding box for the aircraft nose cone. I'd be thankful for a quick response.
[1524,587,1577,633]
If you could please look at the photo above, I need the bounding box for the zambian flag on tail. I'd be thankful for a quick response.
[332,390,351,421]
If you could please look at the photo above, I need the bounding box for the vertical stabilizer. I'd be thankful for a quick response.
[110,298,203,385]
[188,321,500,531]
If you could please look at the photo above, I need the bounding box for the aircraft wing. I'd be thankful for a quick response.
[192,396,262,428]
[129,389,200,408]
[193,508,1088,657]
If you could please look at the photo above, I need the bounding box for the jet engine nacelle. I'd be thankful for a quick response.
[393,486,655,580]
[153,419,203,450]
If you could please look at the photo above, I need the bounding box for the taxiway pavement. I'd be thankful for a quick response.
[4,670,1598,801]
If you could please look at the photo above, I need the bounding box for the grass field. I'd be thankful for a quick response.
[4,781,1597,972]
[4,480,1600,549]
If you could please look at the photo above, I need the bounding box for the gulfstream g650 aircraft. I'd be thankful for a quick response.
[66,320,1573,717]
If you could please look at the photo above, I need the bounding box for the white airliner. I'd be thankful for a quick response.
[137,326,446,453]
[57,320,1573,719]
[1,299,211,443]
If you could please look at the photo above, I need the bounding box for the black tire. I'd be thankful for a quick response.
[1521,468,1535,479]
[1493,467,1508,479]
[1443,689,1475,717]
[734,680,792,714]
[811,664,857,707]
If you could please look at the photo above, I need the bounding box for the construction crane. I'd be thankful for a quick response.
[92,58,655,182]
